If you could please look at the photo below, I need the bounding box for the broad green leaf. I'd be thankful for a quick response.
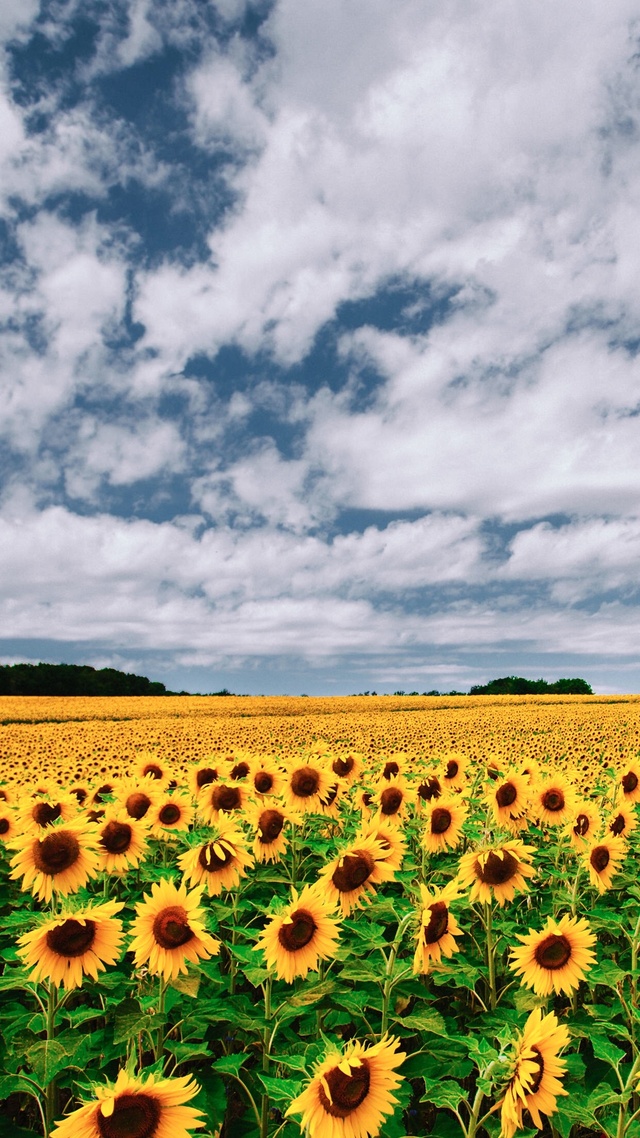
[257,1073,303,1103]
[211,1053,249,1076]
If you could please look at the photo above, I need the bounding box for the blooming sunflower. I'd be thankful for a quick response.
[485,770,530,829]
[0,805,17,844]
[50,1069,203,1138]
[197,780,248,823]
[378,753,408,781]
[9,819,100,902]
[416,773,443,804]
[95,808,148,875]
[17,900,124,990]
[187,759,221,798]
[510,913,597,996]
[499,1007,570,1138]
[250,804,298,863]
[372,777,414,824]
[457,840,536,907]
[440,751,469,791]
[134,754,173,786]
[619,762,640,804]
[283,760,333,814]
[413,880,462,974]
[606,800,637,840]
[286,1035,404,1138]
[329,751,363,784]
[532,773,575,826]
[249,758,285,799]
[149,792,194,840]
[357,820,406,871]
[255,884,341,983]
[178,822,254,894]
[18,790,78,833]
[316,835,395,916]
[115,777,162,823]
[565,802,601,851]
[584,833,626,893]
[422,797,468,853]
[129,878,220,981]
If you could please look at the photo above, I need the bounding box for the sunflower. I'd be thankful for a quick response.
[499,1007,570,1138]
[378,753,408,781]
[316,835,395,915]
[318,780,347,819]
[187,759,221,798]
[584,833,626,893]
[606,800,637,840]
[416,773,443,804]
[134,754,173,786]
[619,762,640,804]
[422,796,468,853]
[197,780,248,823]
[0,806,17,844]
[249,758,285,799]
[565,802,600,851]
[509,913,597,996]
[357,820,406,871]
[440,752,469,791]
[283,760,333,814]
[413,880,463,974]
[286,1035,404,1138]
[532,773,575,826]
[179,822,254,894]
[485,771,530,828]
[49,1069,203,1138]
[9,820,100,902]
[354,788,375,815]
[457,839,536,907]
[129,878,220,982]
[95,809,148,874]
[149,792,194,840]
[372,777,414,824]
[18,790,78,833]
[17,900,125,990]
[251,804,298,863]
[115,777,162,823]
[255,884,341,983]
[329,751,363,784]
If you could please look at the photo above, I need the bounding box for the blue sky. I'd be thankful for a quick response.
[2,0,640,695]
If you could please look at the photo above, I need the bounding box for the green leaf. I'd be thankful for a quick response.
[588,1083,623,1111]
[257,1073,303,1104]
[421,1078,465,1110]
[288,979,336,1008]
[0,1073,42,1100]
[391,1010,447,1036]
[26,1040,74,1087]
[591,1036,627,1068]
[171,973,201,998]
[113,1011,163,1046]
[211,1053,249,1076]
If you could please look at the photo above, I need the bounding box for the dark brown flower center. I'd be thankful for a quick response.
[332,850,374,892]
[230,762,250,780]
[318,1058,371,1118]
[196,767,217,788]
[72,788,88,804]
[33,831,81,876]
[361,791,373,807]
[475,850,519,885]
[100,820,132,854]
[622,771,638,794]
[0,789,7,801]
[97,1092,161,1138]
[158,803,181,825]
[423,901,449,944]
[94,784,113,803]
[527,1049,545,1096]
[290,768,320,797]
[418,777,441,801]
[258,809,285,842]
[211,784,241,812]
[534,933,572,970]
[609,813,626,836]
[277,908,317,951]
[590,845,610,872]
[445,760,459,779]
[126,792,152,820]
[574,813,590,837]
[152,905,194,949]
[254,772,274,794]
[32,801,62,827]
[46,918,96,957]
[382,761,399,779]
[541,789,564,813]
[0,817,9,835]
[496,782,517,808]
[142,764,163,780]
[380,787,403,815]
[333,756,354,777]
[430,807,452,834]
[198,841,233,871]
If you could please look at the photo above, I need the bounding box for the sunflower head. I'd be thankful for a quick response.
[50,1069,204,1138]
[457,839,536,906]
[9,819,99,902]
[499,1007,570,1138]
[129,878,220,981]
[255,884,341,983]
[584,833,626,894]
[179,821,254,894]
[413,879,463,974]
[510,913,597,996]
[422,796,468,853]
[18,899,125,990]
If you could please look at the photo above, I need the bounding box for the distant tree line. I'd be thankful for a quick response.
[469,676,593,695]
[0,663,178,696]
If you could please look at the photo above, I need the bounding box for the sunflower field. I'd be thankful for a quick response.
[1,693,640,1138]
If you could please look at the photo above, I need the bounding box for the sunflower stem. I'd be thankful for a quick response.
[465,1084,486,1138]
[154,977,167,1062]
[380,913,413,1037]
[569,863,581,918]
[44,983,58,1135]
[484,902,497,1011]
[630,913,640,1005]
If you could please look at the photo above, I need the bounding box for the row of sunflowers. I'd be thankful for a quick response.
[0,726,639,1138]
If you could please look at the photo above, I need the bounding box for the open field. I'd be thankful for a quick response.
[0,695,639,1138]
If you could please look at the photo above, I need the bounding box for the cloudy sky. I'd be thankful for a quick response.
[2,0,640,695]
